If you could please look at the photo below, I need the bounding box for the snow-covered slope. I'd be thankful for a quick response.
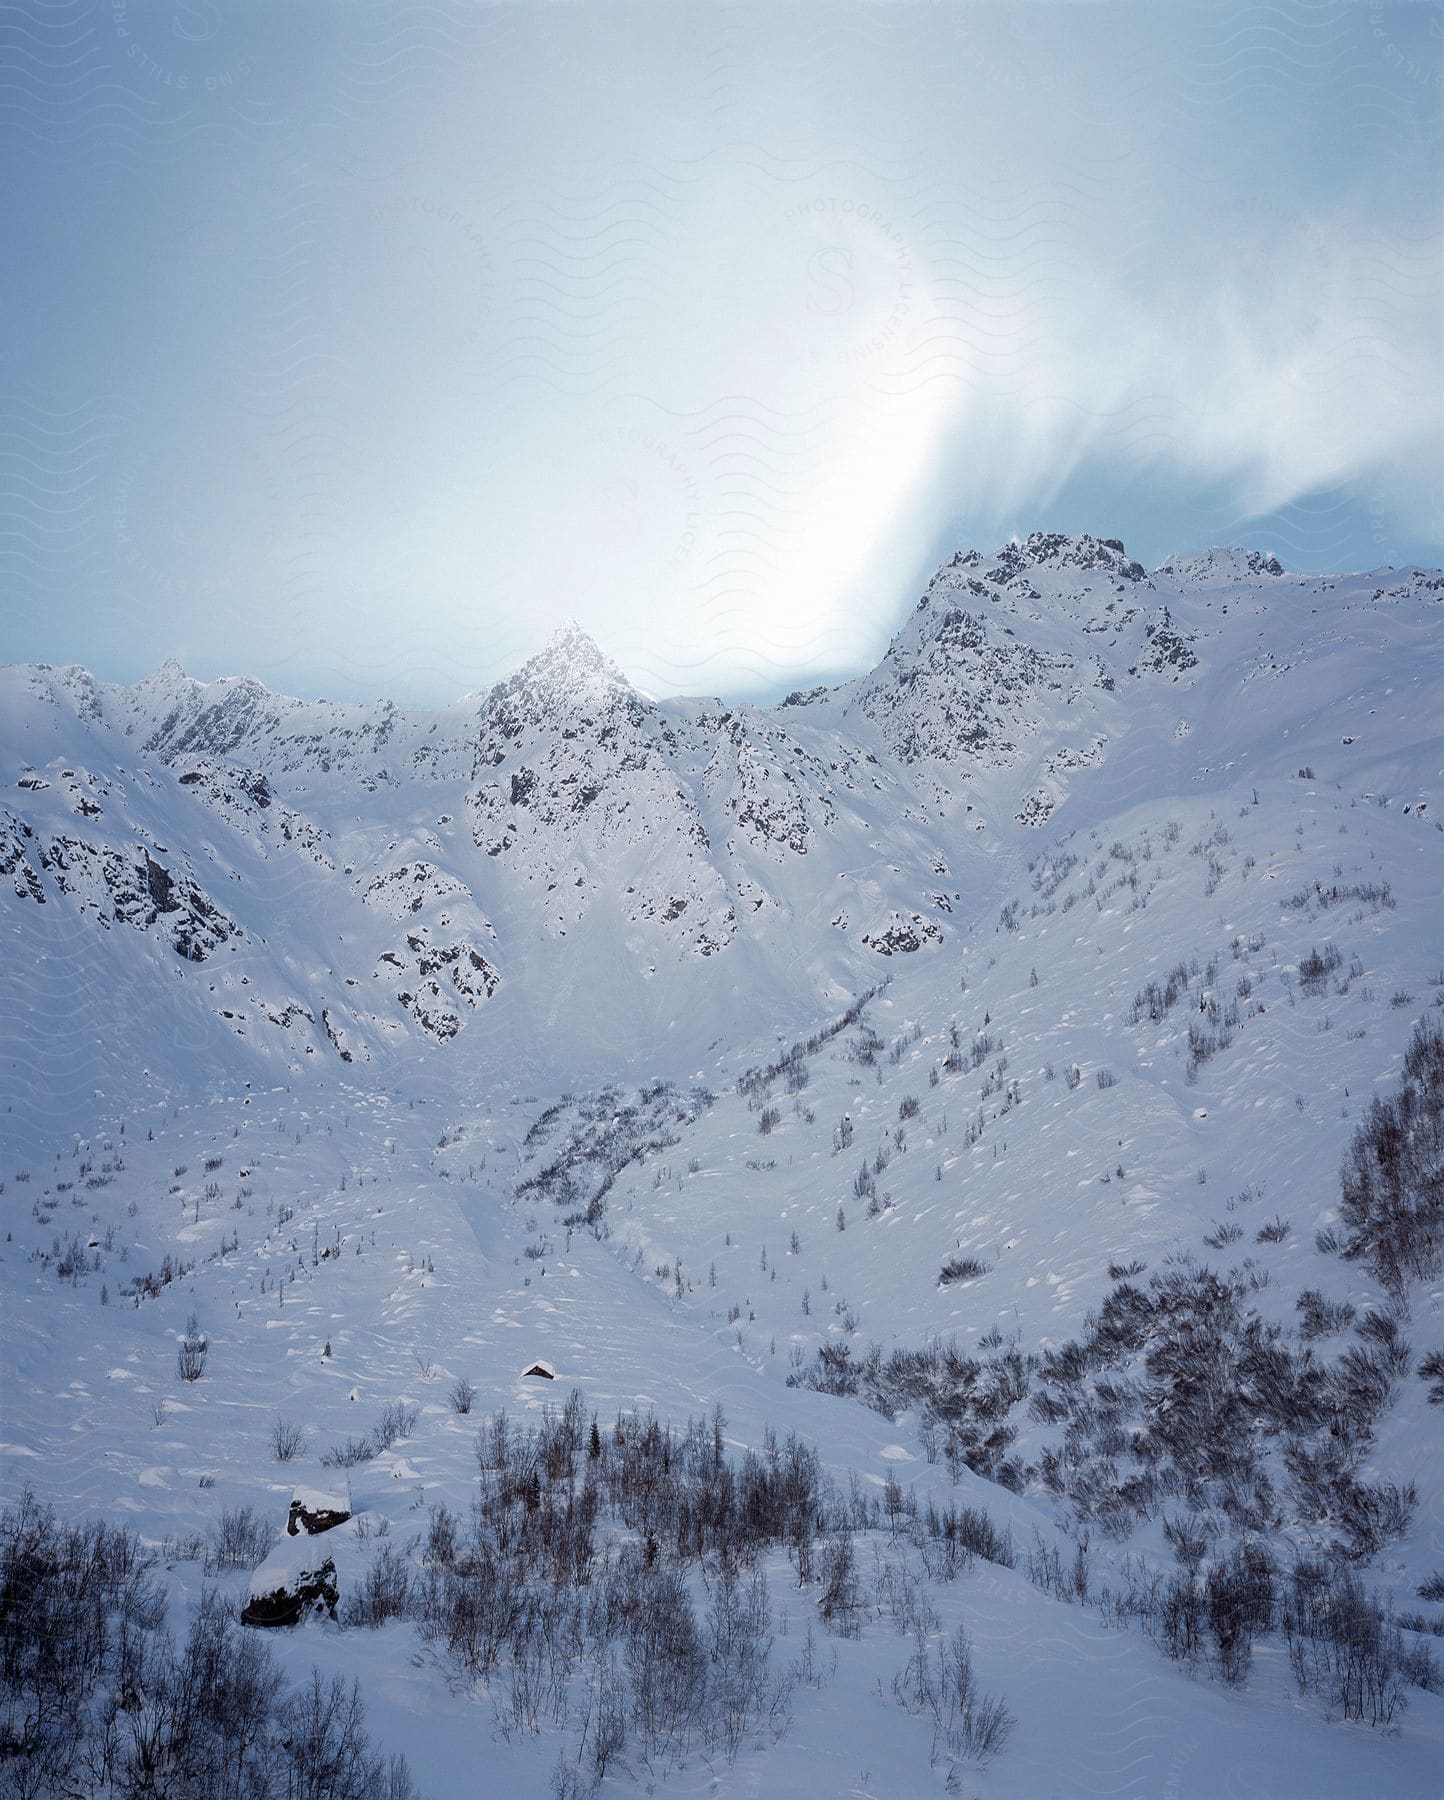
[3,535,1443,1799]
[5,538,1438,1155]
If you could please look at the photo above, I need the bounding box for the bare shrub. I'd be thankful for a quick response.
[890,1621,1013,1763]
[817,1531,861,1637]
[271,1417,307,1462]
[343,1541,412,1628]
[1284,1563,1415,1727]
[1298,944,1342,995]
[206,1503,272,1572]
[939,1255,990,1285]
[1296,1289,1356,1340]
[374,1400,420,1450]
[177,1327,209,1383]
[322,1434,377,1469]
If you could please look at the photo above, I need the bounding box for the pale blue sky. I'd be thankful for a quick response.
[3,2,1441,703]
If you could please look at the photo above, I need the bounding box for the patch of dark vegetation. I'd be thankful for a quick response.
[1125,960,1196,1026]
[939,1255,990,1285]
[1331,1019,1444,1294]
[1284,880,1395,915]
[1081,1543,1438,1720]
[1203,1222,1243,1249]
[0,1491,419,1797]
[359,1391,1015,1780]
[790,1336,1032,1491]
[120,1251,194,1305]
[516,1080,716,1232]
[888,1618,1015,1763]
[1298,943,1343,996]
[1185,997,1241,1080]
[735,982,886,1101]
[1296,1288,1356,1340]
[320,1400,420,1469]
[1281,1563,1434,1725]
[1029,1257,1415,1559]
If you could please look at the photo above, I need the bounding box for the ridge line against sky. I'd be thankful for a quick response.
[2,2,1441,706]
[10,533,1440,715]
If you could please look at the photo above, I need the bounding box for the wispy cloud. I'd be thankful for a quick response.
[2,2,1439,701]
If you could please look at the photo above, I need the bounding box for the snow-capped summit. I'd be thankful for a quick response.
[985,531,1148,585]
[1154,546,1286,583]
[531,619,630,692]
[522,622,626,698]
[475,620,639,746]
[545,619,603,655]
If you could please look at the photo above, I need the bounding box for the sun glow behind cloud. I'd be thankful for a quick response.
[1,3,1439,703]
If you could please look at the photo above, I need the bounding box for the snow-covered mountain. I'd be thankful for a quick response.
[5,534,1438,1145]
[3,534,1443,1799]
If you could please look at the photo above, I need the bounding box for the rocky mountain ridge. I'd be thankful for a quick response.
[3,535,1439,1145]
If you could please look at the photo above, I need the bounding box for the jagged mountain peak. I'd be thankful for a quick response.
[1153,546,1286,582]
[984,531,1148,584]
[928,535,1292,601]
[470,622,645,776]
[135,659,266,695]
[544,616,602,655]
[504,619,635,708]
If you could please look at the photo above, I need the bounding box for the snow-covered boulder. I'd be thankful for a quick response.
[241,1531,340,1628]
[287,1486,350,1537]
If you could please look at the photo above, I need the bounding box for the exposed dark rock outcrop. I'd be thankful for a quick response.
[241,1552,339,1628]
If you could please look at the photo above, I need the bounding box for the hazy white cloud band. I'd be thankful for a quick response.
[2,1,1439,701]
